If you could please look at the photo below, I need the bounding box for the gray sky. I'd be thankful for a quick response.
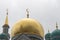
[0,0,60,37]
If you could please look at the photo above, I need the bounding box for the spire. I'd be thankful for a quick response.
[26,8,29,18]
[56,22,58,29]
[5,9,8,25]
[48,29,50,33]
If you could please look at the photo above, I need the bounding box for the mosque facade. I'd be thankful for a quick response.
[0,9,60,40]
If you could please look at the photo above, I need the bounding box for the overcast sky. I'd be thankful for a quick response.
[0,0,60,37]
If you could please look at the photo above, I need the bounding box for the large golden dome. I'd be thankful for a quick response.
[11,18,44,37]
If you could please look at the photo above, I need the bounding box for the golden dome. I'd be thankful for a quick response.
[11,18,44,37]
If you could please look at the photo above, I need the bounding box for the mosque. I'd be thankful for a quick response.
[0,9,60,40]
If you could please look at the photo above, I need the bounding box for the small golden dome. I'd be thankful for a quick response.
[11,18,44,37]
